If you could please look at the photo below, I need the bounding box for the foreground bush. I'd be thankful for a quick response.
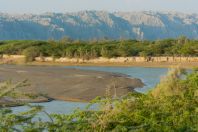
[0,68,197,131]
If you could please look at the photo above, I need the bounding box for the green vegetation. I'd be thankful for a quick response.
[0,37,197,61]
[22,47,41,62]
[0,80,28,100]
[0,68,197,131]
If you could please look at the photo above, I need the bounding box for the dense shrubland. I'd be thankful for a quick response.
[0,68,197,131]
[0,37,197,62]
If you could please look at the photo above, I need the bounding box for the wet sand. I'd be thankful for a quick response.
[29,61,198,69]
[0,65,144,105]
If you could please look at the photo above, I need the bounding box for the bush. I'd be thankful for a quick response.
[23,47,40,62]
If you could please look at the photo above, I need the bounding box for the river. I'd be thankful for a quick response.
[12,66,168,118]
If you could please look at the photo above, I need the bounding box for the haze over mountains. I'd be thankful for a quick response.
[0,11,198,40]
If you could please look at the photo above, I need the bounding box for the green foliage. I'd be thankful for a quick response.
[151,67,186,97]
[101,45,117,58]
[0,80,29,99]
[0,40,47,55]
[0,37,197,60]
[23,47,40,62]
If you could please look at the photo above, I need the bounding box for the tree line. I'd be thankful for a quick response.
[0,36,197,61]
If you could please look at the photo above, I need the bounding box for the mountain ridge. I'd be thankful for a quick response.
[0,11,198,40]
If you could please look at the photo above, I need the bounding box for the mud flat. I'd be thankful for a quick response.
[0,65,144,105]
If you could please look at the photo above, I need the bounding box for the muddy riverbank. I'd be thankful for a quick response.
[0,65,144,106]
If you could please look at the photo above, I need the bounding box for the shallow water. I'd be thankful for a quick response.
[12,66,168,116]
[12,100,89,121]
[64,66,168,93]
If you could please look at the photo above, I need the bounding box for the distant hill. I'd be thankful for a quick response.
[0,11,198,40]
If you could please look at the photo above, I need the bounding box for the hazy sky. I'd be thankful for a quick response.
[0,0,197,14]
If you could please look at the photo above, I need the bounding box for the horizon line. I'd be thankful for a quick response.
[0,10,197,15]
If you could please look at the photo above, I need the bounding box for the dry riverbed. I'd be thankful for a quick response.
[0,65,144,106]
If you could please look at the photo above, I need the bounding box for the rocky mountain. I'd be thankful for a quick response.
[0,11,198,40]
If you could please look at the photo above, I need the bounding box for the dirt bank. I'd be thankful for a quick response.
[1,55,197,68]
[0,65,144,105]
[34,56,198,68]
[30,61,198,69]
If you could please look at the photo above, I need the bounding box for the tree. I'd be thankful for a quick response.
[59,36,73,44]
[117,42,132,57]
[139,51,149,57]
[177,36,189,45]
[101,46,115,58]
[23,47,40,62]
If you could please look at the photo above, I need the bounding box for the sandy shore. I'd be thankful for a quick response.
[29,61,198,69]
[0,65,144,106]
[1,55,197,69]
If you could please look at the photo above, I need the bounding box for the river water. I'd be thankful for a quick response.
[12,66,168,117]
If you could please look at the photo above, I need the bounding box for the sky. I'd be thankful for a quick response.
[0,0,197,14]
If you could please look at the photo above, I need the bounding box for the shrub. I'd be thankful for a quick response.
[23,47,40,62]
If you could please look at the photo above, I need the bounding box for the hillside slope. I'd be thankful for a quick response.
[0,11,198,40]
